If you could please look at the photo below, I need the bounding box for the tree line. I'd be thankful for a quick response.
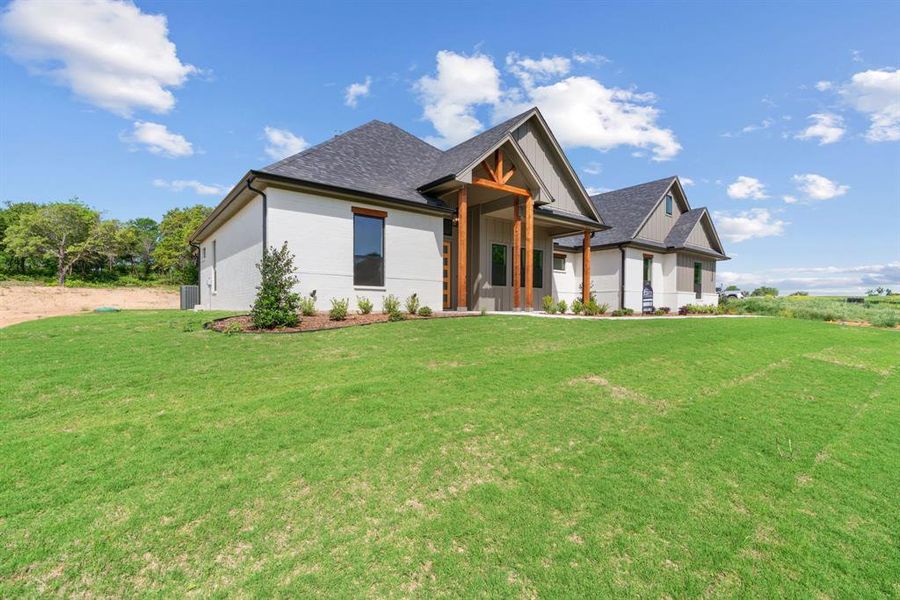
[0,199,212,286]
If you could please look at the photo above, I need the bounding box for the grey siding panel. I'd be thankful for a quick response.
[512,121,587,218]
[676,253,716,294]
[638,194,683,242]
[476,214,552,311]
[686,221,714,250]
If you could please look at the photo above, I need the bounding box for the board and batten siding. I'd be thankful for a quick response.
[636,194,683,243]
[512,120,587,217]
[676,253,716,294]
[474,213,552,311]
[686,220,715,251]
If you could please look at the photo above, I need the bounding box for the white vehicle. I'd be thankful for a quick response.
[717,286,747,300]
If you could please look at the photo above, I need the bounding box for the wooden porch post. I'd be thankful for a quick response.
[456,186,468,311]
[513,197,521,310]
[582,230,591,304]
[524,194,534,310]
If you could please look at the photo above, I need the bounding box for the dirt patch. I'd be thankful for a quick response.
[0,283,178,328]
[207,311,471,334]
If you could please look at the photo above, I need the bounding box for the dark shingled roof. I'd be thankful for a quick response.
[259,120,445,205]
[664,208,706,247]
[420,108,535,186]
[556,176,676,248]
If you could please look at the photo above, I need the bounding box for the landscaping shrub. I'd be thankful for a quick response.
[583,300,608,316]
[597,303,610,315]
[418,306,433,317]
[222,321,243,335]
[356,296,373,315]
[610,308,634,317]
[250,242,301,329]
[557,300,567,314]
[329,298,349,321]
[388,309,405,322]
[298,295,317,317]
[383,294,400,314]
[656,306,671,314]
[571,298,583,315]
[542,295,557,314]
[680,304,718,315]
[405,293,420,315]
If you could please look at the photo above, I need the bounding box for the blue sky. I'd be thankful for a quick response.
[1,0,898,293]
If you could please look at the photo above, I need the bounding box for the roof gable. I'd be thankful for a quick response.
[667,209,725,254]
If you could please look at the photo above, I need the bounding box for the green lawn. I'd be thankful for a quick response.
[1,313,898,598]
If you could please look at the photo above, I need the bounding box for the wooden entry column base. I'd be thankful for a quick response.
[456,186,468,311]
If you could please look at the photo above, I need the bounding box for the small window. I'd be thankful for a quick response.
[665,194,673,216]
[443,218,453,237]
[491,244,507,286]
[353,213,385,286]
[211,240,217,292]
[520,249,544,289]
[553,253,566,272]
[694,262,702,298]
[643,254,653,284]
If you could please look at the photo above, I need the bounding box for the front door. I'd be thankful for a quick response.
[442,239,451,309]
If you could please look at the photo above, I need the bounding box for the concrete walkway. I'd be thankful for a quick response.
[487,311,758,321]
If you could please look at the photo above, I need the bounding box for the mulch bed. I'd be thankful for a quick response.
[206,311,470,334]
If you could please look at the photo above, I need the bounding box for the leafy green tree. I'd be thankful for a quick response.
[751,286,779,297]
[125,217,159,276]
[3,200,101,285]
[0,201,40,274]
[94,219,123,271]
[250,242,301,329]
[153,205,211,283]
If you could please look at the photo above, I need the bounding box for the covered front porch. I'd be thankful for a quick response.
[434,148,603,312]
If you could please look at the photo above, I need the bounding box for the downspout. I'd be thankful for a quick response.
[618,244,626,310]
[246,176,268,255]
[189,241,201,307]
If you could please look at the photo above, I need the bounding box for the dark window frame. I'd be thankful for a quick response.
[665,194,673,216]
[643,253,653,284]
[693,261,703,298]
[553,253,566,272]
[352,209,386,287]
[491,243,508,286]
[520,248,544,289]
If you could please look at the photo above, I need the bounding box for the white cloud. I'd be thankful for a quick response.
[415,50,681,160]
[726,176,769,200]
[795,113,846,145]
[851,49,864,63]
[0,0,196,117]
[585,186,609,195]
[344,76,372,108]
[782,195,799,204]
[719,262,900,295]
[791,173,849,201]
[815,80,833,91]
[713,208,787,243]
[263,126,308,160]
[839,69,900,142]
[153,178,225,195]
[122,121,192,157]
[414,50,502,148]
[572,52,610,66]
[583,161,602,175]
[680,177,695,186]
[741,118,774,133]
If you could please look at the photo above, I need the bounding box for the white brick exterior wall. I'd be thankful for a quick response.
[199,196,263,311]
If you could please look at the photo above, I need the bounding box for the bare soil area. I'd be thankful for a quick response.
[0,283,179,328]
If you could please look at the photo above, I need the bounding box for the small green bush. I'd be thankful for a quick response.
[418,306,433,317]
[597,303,610,315]
[610,308,634,317]
[223,321,243,335]
[329,298,349,321]
[542,295,556,314]
[298,295,317,317]
[383,294,400,314]
[357,296,373,315]
[250,242,301,329]
[405,293,420,315]
[583,300,606,316]
[571,298,583,315]
[656,306,671,314]
[680,304,718,315]
[388,309,405,322]
[557,300,568,314]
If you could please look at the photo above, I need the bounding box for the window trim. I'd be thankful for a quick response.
[642,253,653,284]
[352,209,386,287]
[553,252,566,272]
[490,242,508,287]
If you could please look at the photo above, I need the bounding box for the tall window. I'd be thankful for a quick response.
[553,253,566,272]
[694,262,703,298]
[665,194,673,216]
[353,212,385,286]
[211,240,217,292]
[643,254,653,284]
[491,244,507,286]
[520,248,544,288]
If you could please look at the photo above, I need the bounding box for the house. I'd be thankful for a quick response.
[190,107,607,312]
[189,108,727,314]
[553,177,729,311]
